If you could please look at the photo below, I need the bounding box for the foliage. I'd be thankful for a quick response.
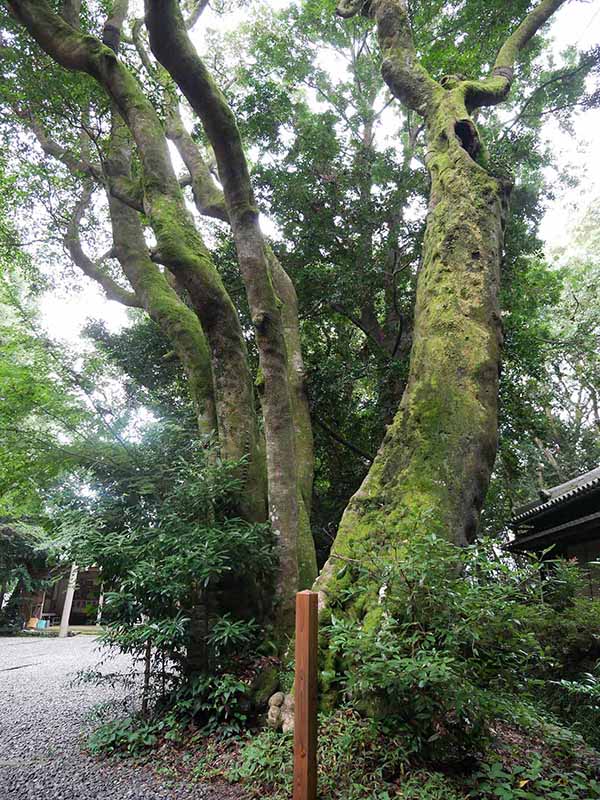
[0,523,52,634]
[87,716,160,757]
[225,707,600,800]
[212,537,600,798]
[228,708,406,800]
[467,755,600,800]
[321,531,600,759]
[59,423,276,748]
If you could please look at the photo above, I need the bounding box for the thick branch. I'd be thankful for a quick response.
[102,0,128,52]
[464,0,568,109]
[339,0,439,115]
[146,0,318,612]
[60,0,79,26]
[163,86,229,222]
[105,110,217,434]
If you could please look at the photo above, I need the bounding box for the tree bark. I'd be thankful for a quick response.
[6,0,267,522]
[105,110,218,436]
[164,97,317,592]
[145,0,317,630]
[59,562,78,638]
[316,0,567,612]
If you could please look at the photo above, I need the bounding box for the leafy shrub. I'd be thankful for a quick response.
[0,595,25,635]
[467,756,600,799]
[56,425,276,750]
[88,716,159,756]
[322,532,600,760]
[170,673,251,736]
[229,708,406,800]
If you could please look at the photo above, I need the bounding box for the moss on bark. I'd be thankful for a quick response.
[315,84,511,705]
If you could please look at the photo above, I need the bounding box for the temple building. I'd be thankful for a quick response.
[17,566,101,629]
[510,466,600,598]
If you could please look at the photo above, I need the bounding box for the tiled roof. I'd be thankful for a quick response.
[511,466,600,525]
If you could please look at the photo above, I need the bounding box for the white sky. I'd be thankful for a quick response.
[38,0,600,343]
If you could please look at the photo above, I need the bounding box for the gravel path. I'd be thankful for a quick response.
[0,636,232,800]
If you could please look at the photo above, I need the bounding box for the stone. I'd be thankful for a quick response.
[268,691,285,708]
[266,692,294,732]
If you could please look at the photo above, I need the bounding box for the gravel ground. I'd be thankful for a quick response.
[0,636,235,800]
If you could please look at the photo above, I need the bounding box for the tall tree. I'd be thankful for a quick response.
[1,0,317,632]
[314,0,571,605]
[2,0,597,655]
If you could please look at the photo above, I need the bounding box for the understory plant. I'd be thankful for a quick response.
[60,423,276,749]
[319,531,600,760]
[205,534,600,799]
[226,705,600,800]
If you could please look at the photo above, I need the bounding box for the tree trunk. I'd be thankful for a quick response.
[316,89,509,599]
[184,592,210,676]
[105,110,218,437]
[59,562,78,638]
[144,0,318,631]
[7,0,268,524]
[315,0,571,622]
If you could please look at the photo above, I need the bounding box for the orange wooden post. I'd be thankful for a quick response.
[293,590,318,800]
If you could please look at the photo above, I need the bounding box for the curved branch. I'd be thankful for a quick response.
[464,0,569,110]
[64,186,142,307]
[342,0,439,116]
[163,88,229,222]
[15,107,144,212]
[184,0,209,30]
[315,417,374,464]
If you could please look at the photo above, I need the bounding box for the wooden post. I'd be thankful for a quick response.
[293,590,318,800]
[96,582,105,626]
[59,562,78,638]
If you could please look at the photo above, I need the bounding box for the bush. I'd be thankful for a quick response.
[0,602,23,635]
[226,707,600,800]
[321,532,600,760]
[56,425,277,750]
[229,708,406,800]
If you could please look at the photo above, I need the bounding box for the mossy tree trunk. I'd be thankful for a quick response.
[7,0,317,637]
[145,0,317,631]
[105,112,218,437]
[316,0,568,615]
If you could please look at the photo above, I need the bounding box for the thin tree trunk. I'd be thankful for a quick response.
[104,109,218,436]
[142,639,152,716]
[59,562,78,638]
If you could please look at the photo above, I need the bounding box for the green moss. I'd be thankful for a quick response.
[314,82,508,706]
[249,664,280,708]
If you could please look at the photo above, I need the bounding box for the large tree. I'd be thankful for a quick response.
[2,0,596,652]
[2,0,318,633]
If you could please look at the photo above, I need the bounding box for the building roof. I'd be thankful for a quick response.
[511,466,600,526]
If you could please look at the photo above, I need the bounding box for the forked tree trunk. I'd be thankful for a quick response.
[145,0,318,632]
[314,0,567,635]
[316,94,509,606]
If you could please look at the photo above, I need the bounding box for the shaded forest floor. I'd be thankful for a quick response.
[135,707,600,800]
